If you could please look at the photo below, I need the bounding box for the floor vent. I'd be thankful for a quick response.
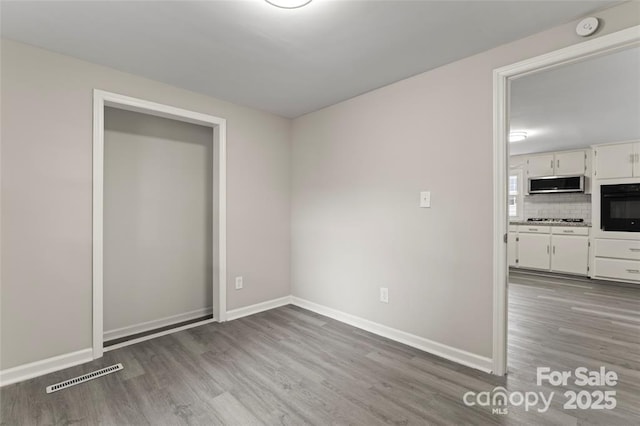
[45,363,123,394]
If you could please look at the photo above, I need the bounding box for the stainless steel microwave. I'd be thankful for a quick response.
[528,175,585,194]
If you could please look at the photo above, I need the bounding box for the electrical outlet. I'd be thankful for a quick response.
[380,287,389,303]
[235,276,243,290]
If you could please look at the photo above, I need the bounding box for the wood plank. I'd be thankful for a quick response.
[1,270,638,424]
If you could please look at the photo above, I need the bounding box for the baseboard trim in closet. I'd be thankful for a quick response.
[104,307,213,342]
[104,314,214,347]
[226,296,293,321]
[104,317,218,352]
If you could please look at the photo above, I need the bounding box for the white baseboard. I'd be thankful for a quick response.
[0,348,93,387]
[104,307,213,342]
[290,297,493,374]
[1,295,492,387]
[226,295,292,321]
[104,318,218,353]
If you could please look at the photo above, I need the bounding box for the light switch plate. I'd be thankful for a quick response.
[235,276,243,290]
[420,191,431,208]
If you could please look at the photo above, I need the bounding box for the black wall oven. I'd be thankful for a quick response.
[601,183,640,232]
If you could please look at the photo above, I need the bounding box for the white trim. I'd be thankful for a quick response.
[226,296,293,321]
[291,297,493,374]
[104,318,218,353]
[103,307,213,342]
[92,89,227,359]
[0,349,93,387]
[492,25,640,376]
[92,91,104,359]
[218,123,228,322]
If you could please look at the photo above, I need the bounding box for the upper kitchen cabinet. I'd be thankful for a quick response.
[555,151,588,175]
[526,150,588,177]
[526,154,555,177]
[509,155,528,170]
[593,141,640,179]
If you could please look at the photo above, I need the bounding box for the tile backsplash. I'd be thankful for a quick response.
[523,193,591,222]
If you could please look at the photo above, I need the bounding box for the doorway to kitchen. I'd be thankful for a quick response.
[92,90,227,359]
[492,26,640,376]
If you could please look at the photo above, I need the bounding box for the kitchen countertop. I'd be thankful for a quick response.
[510,221,591,227]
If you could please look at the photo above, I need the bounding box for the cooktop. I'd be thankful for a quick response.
[526,218,584,223]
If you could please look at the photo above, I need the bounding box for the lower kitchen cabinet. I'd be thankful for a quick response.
[594,258,640,282]
[551,235,589,275]
[508,232,518,267]
[518,233,551,270]
[593,238,640,284]
[510,225,590,276]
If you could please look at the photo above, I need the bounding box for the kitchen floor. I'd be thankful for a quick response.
[1,274,639,425]
[507,269,640,423]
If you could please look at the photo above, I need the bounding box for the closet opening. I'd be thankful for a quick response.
[92,90,227,359]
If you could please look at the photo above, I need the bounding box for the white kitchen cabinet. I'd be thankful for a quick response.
[555,151,587,175]
[527,154,555,177]
[551,234,589,275]
[595,239,640,260]
[512,225,591,276]
[593,238,640,284]
[520,225,551,234]
[526,150,588,178]
[508,232,518,267]
[593,141,640,179]
[518,233,551,270]
[594,258,640,282]
[509,155,528,170]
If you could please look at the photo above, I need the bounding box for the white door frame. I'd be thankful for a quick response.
[92,89,227,359]
[492,25,640,376]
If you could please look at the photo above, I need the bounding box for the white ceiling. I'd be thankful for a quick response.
[1,0,619,118]
[510,46,640,156]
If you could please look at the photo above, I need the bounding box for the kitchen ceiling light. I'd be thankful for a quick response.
[265,0,312,8]
[509,131,528,142]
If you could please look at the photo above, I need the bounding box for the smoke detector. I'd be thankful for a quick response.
[576,17,599,37]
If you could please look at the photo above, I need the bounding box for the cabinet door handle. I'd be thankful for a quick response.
[630,248,640,252]
[557,159,560,168]
[563,230,574,233]
[547,245,550,254]
[631,154,635,163]
[626,269,640,274]
[550,160,554,169]
[553,246,556,254]
[528,228,538,231]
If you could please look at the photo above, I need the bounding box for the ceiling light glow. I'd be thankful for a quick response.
[265,0,312,9]
[509,131,528,142]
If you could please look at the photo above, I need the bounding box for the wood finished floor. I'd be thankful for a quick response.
[1,272,639,425]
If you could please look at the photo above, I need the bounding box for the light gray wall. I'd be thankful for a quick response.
[0,40,291,369]
[104,107,214,333]
[1,2,637,372]
[290,3,640,359]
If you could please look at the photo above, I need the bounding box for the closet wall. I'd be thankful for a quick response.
[103,107,215,337]
[1,39,291,370]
